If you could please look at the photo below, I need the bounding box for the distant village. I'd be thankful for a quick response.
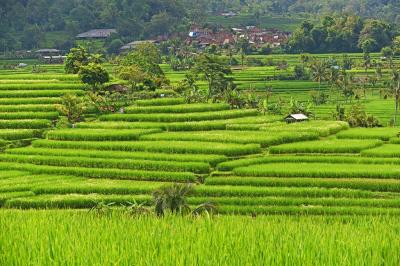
[33,23,291,63]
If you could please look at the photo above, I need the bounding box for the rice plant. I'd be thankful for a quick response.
[1,212,399,265]
[0,154,211,174]
[125,103,230,114]
[233,162,400,179]
[7,147,227,166]
[32,140,261,156]
[269,139,383,154]
[205,177,400,192]
[0,112,59,120]
[99,109,258,122]
[0,119,52,129]
[46,129,161,141]
[141,130,319,147]
[337,128,400,141]
[135,98,186,106]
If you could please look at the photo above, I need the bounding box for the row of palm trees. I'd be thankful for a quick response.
[307,56,400,125]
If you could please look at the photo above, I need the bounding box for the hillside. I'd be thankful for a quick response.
[1,0,400,52]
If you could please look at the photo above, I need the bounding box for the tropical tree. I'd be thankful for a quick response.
[119,42,168,90]
[388,69,400,126]
[153,183,193,216]
[78,63,109,90]
[117,65,149,90]
[64,46,90,74]
[310,60,327,90]
[56,93,86,124]
[192,54,233,101]
[336,70,354,103]
[363,52,372,77]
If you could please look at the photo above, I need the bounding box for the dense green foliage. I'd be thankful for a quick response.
[2,212,400,265]
[287,15,395,53]
[2,0,400,53]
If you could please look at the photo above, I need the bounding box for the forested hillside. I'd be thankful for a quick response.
[1,0,399,52]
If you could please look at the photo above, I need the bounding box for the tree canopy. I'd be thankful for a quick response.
[287,15,395,53]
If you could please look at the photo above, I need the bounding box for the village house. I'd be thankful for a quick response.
[120,40,158,51]
[220,11,237,17]
[186,26,290,49]
[76,29,117,39]
[285,114,309,123]
[35,49,65,64]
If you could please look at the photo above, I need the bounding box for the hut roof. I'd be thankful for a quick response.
[120,40,156,50]
[285,114,309,120]
[76,29,117,39]
[35,49,60,53]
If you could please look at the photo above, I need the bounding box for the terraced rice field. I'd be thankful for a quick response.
[0,72,85,150]
[0,90,399,216]
[1,55,400,217]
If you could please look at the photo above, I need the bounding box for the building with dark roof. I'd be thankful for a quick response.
[76,29,117,39]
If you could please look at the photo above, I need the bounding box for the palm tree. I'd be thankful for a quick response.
[152,183,193,216]
[389,69,400,126]
[311,60,326,90]
[336,70,354,103]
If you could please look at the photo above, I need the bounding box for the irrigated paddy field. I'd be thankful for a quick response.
[1,53,400,264]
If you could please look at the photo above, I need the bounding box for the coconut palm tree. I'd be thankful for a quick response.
[311,60,327,90]
[389,69,400,126]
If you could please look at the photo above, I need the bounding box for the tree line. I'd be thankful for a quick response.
[286,15,396,54]
[0,0,190,51]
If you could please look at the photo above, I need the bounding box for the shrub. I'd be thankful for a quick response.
[345,104,381,128]
[56,93,87,124]
[78,63,109,90]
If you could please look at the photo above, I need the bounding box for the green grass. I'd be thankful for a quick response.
[7,147,227,166]
[217,155,400,171]
[135,98,185,106]
[125,103,230,113]
[0,74,79,81]
[336,128,400,141]
[0,111,59,120]
[0,104,57,112]
[234,162,400,179]
[362,144,400,157]
[0,119,52,129]
[100,109,259,122]
[32,140,262,156]
[0,154,210,174]
[0,97,62,105]
[0,162,196,182]
[0,90,83,98]
[0,83,84,90]
[205,177,400,192]
[262,121,349,136]
[269,139,383,154]
[6,194,400,210]
[46,129,161,141]
[141,130,319,147]
[1,212,400,265]
[0,129,42,140]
